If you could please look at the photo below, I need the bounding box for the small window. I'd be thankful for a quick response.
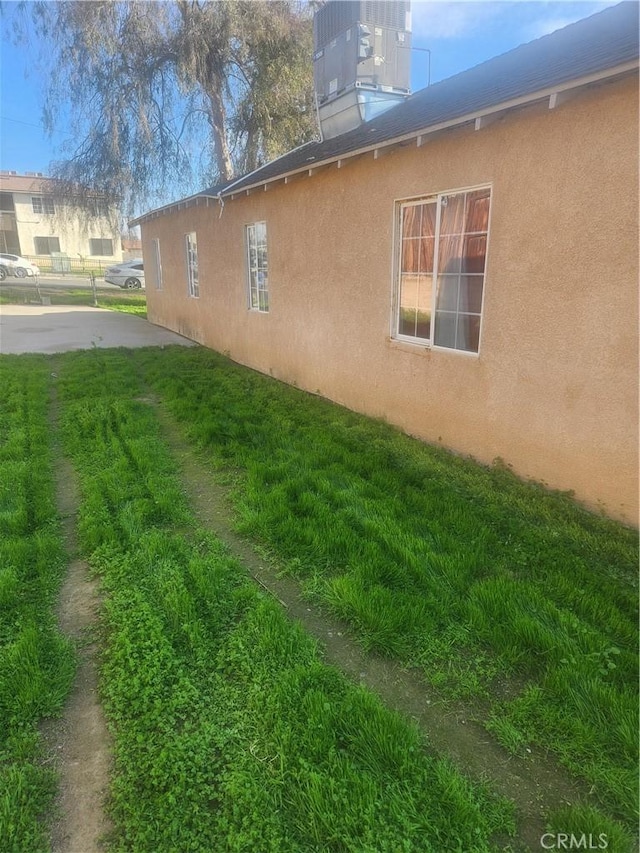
[185,232,199,298]
[246,221,268,312]
[89,198,109,218]
[395,187,490,354]
[32,197,55,215]
[89,238,114,256]
[151,238,163,290]
[34,236,61,255]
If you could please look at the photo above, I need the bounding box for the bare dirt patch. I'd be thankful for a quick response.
[153,398,591,853]
[41,383,113,853]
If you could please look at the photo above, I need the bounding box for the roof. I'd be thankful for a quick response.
[132,1,639,225]
[0,173,53,194]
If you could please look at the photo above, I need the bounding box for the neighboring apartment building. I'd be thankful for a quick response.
[0,171,122,264]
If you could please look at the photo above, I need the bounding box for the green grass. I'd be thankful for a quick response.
[2,345,636,850]
[131,345,638,831]
[0,356,75,853]
[53,347,515,851]
[0,286,146,316]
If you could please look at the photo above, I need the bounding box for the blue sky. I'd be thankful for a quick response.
[0,1,620,188]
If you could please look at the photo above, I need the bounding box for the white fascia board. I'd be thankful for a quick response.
[217,61,638,198]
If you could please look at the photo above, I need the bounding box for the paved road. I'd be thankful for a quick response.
[2,274,127,291]
[0,304,196,355]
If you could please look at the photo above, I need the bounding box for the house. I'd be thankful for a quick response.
[0,172,123,268]
[132,2,639,524]
[121,236,143,261]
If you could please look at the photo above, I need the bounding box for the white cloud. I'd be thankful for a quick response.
[411,1,502,40]
[410,1,621,44]
[523,2,620,40]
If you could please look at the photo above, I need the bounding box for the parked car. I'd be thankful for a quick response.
[105,259,145,289]
[0,253,41,281]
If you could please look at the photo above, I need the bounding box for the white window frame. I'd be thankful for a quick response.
[393,185,491,355]
[152,238,163,290]
[245,221,269,313]
[185,232,199,298]
[32,196,55,215]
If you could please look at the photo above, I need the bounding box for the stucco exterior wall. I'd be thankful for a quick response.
[142,75,639,523]
[12,193,121,261]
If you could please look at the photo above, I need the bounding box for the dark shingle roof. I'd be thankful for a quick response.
[214,1,638,196]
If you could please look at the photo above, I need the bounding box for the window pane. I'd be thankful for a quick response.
[34,236,60,254]
[399,308,417,337]
[439,194,465,236]
[402,205,421,239]
[438,234,462,273]
[399,273,431,340]
[419,235,435,274]
[258,291,269,312]
[401,238,421,273]
[456,314,481,353]
[249,271,259,308]
[415,310,431,339]
[462,235,487,274]
[402,202,435,274]
[465,190,490,233]
[459,276,483,314]
[436,275,459,311]
[420,203,437,239]
[433,311,456,348]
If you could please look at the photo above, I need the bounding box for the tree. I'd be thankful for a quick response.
[12,0,317,215]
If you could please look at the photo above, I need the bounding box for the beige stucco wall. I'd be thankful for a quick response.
[142,75,639,523]
[12,193,122,261]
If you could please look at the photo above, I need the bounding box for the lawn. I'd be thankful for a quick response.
[0,344,636,852]
[0,357,75,852]
[0,284,147,317]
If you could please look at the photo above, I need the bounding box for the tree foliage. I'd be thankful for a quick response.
[13,1,317,215]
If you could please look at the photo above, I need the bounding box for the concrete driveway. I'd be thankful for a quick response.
[0,304,196,355]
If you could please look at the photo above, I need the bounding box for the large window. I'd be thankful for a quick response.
[185,232,199,297]
[151,238,163,290]
[396,187,490,353]
[32,197,55,215]
[89,238,114,255]
[34,236,61,255]
[246,221,268,312]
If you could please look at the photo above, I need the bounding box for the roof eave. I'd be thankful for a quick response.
[220,59,638,197]
[128,191,220,228]
[132,58,637,226]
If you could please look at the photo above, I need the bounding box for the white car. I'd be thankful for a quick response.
[0,253,41,280]
[105,259,145,289]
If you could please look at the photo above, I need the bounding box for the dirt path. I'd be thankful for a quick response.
[152,397,591,853]
[42,380,113,853]
[40,377,590,853]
